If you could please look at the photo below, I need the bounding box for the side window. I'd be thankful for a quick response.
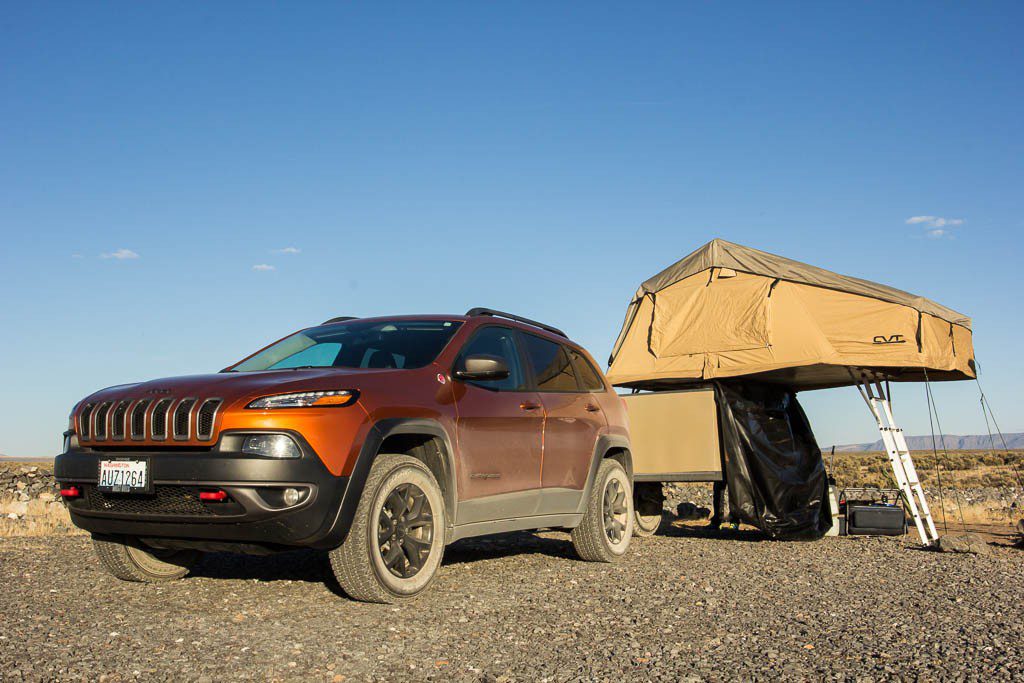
[568,349,605,391]
[457,327,525,391]
[521,334,579,392]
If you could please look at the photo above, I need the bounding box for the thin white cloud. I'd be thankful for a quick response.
[272,246,301,255]
[926,228,951,239]
[252,264,276,272]
[906,216,963,228]
[100,248,140,260]
[71,253,83,259]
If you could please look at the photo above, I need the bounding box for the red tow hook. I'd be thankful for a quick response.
[199,490,228,502]
[60,486,81,499]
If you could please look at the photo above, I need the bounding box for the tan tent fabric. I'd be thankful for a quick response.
[607,239,975,390]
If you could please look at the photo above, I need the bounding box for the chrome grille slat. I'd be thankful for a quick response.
[78,404,94,440]
[92,402,112,440]
[111,400,131,441]
[130,400,151,440]
[151,398,174,440]
[172,399,197,441]
[195,399,222,441]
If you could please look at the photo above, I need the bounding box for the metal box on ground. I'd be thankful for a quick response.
[840,488,907,536]
[846,505,907,536]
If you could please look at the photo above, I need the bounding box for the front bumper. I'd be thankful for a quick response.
[54,430,350,551]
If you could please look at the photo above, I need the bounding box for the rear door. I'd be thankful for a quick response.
[451,326,544,524]
[519,333,606,515]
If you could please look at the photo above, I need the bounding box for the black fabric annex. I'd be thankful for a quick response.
[714,383,832,540]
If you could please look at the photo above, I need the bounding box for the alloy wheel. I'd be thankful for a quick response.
[603,478,628,544]
[377,483,434,578]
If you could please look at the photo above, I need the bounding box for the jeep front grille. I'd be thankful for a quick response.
[77,396,222,443]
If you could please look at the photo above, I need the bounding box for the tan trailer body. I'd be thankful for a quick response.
[622,389,723,482]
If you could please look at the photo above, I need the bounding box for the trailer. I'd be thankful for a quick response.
[622,389,722,534]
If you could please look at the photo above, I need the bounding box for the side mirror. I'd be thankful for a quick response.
[455,354,510,382]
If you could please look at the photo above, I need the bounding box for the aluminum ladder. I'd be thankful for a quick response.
[854,374,940,546]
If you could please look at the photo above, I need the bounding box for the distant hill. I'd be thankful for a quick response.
[836,433,1024,452]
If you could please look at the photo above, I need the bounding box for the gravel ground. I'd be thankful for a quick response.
[1,522,1022,682]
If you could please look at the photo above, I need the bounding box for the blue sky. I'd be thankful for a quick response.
[1,2,1021,457]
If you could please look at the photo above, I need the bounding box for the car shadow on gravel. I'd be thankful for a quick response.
[184,532,579,589]
[190,549,332,583]
[441,531,579,566]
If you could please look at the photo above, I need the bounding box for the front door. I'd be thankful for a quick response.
[451,326,544,524]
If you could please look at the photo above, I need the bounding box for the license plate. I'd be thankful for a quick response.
[98,459,150,493]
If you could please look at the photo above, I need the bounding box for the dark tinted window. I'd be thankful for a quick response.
[568,349,605,391]
[521,334,579,392]
[457,326,525,391]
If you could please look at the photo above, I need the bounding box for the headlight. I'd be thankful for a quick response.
[246,390,358,409]
[242,434,301,459]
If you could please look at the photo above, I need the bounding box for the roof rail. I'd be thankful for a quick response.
[465,308,567,338]
[322,316,358,325]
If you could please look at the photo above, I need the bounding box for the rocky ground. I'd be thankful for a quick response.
[2,520,1022,681]
[0,463,60,511]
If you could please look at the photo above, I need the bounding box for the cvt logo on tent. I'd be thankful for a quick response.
[872,334,907,345]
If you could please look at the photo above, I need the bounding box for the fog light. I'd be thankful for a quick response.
[283,488,301,506]
[241,434,301,459]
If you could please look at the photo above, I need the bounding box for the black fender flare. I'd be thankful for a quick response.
[319,417,459,548]
[575,435,633,516]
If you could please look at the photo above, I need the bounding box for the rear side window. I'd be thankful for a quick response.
[521,334,579,392]
[457,326,526,392]
[568,349,605,391]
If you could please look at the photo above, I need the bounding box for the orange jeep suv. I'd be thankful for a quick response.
[55,309,634,602]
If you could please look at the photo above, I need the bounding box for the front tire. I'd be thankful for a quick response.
[92,535,197,582]
[571,458,634,562]
[329,454,446,603]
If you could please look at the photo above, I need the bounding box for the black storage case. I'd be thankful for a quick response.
[846,505,907,536]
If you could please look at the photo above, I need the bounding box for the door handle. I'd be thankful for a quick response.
[520,402,541,411]
[585,404,602,413]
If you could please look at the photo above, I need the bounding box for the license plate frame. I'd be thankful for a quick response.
[97,457,152,494]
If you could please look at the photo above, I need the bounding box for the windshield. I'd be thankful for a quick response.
[229,319,463,372]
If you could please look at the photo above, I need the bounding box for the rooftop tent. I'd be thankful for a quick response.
[609,239,976,542]
[607,238,975,391]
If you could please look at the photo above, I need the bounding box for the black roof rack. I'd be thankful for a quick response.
[465,308,567,338]
[322,316,358,325]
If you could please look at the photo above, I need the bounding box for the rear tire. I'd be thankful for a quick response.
[634,510,662,536]
[92,535,197,582]
[633,482,664,537]
[571,458,634,562]
[329,454,446,603]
